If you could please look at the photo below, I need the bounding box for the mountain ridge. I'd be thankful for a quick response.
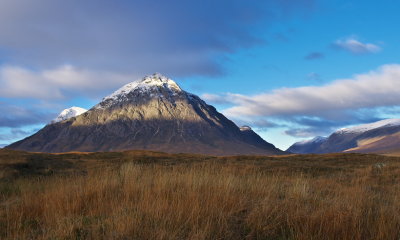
[287,119,400,154]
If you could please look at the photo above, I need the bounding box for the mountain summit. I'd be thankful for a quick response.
[96,73,183,109]
[8,74,283,155]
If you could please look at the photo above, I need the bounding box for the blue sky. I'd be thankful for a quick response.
[1,0,400,149]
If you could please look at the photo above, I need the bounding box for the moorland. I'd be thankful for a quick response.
[1,149,400,239]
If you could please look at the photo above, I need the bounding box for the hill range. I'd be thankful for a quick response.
[288,119,400,155]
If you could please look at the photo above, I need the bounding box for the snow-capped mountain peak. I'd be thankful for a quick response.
[336,119,400,134]
[102,73,182,101]
[94,73,186,109]
[52,107,87,123]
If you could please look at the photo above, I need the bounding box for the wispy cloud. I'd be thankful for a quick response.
[333,37,381,54]
[304,52,324,60]
[306,72,322,82]
[200,93,233,105]
[284,128,322,138]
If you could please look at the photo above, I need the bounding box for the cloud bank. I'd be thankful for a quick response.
[222,64,400,117]
[203,64,400,136]
[0,103,55,128]
[0,65,135,99]
[0,0,315,77]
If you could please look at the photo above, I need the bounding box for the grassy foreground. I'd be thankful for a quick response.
[1,149,400,239]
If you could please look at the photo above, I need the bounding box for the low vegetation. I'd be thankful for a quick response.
[1,149,400,239]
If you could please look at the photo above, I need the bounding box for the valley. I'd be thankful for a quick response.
[1,1,399,239]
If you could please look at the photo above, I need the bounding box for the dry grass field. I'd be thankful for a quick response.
[1,149,400,239]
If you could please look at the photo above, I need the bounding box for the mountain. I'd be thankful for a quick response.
[7,73,283,155]
[52,107,87,123]
[287,136,327,154]
[335,119,400,134]
[287,119,400,154]
[239,126,278,151]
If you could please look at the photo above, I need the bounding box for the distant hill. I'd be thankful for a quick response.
[287,136,327,154]
[7,74,283,155]
[287,119,400,154]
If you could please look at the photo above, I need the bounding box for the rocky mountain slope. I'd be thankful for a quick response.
[7,74,283,155]
[287,119,400,154]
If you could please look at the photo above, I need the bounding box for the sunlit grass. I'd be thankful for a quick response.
[1,153,400,239]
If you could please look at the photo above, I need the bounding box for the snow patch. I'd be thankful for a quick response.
[336,119,400,134]
[240,126,252,131]
[101,73,182,103]
[52,107,87,123]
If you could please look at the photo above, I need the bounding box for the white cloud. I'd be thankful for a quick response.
[333,37,381,54]
[204,64,400,120]
[0,65,136,99]
[202,64,400,139]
